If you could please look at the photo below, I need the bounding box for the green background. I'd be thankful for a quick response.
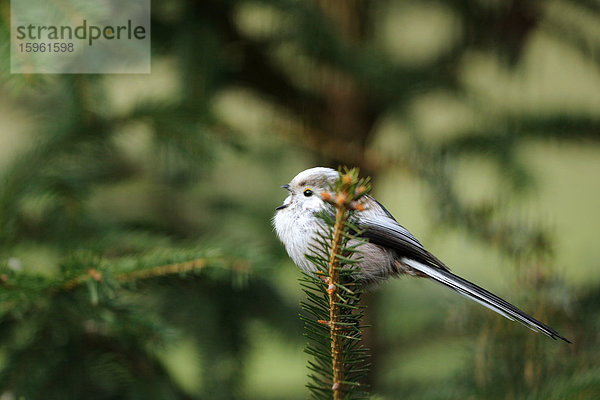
[1,1,599,399]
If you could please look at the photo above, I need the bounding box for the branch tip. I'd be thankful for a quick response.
[88,268,102,282]
[342,174,352,185]
[352,202,365,212]
[335,193,348,207]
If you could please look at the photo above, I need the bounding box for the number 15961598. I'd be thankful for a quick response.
[18,42,74,52]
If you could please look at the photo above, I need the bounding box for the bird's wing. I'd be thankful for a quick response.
[358,215,450,271]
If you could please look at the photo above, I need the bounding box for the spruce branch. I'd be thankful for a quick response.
[115,258,209,283]
[61,256,250,290]
[301,167,372,400]
[0,254,250,319]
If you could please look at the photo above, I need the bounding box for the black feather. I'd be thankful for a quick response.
[406,259,570,343]
[359,216,450,271]
[356,204,570,343]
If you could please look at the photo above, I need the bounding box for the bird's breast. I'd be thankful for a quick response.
[274,208,322,274]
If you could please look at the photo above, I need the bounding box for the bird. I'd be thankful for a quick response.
[273,167,569,343]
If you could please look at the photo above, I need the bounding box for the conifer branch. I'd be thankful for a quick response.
[302,167,372,400]
[327,192,349,400]
[115,258,208,283]
[61,257,249,290]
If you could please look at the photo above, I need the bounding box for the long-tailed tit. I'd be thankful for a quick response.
[274,167,569,342]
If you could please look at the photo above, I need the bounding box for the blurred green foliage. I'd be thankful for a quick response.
[1,0,600,399]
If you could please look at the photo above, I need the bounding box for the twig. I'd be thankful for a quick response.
[328,198,348,400]
[62,257,249,290]
[115,258,207,283]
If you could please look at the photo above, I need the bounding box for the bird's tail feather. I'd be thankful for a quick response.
[403,258,570,343]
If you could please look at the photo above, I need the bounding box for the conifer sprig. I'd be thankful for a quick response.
[300,167,371,400]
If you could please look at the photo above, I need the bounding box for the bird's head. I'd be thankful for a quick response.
[276,167,338,213]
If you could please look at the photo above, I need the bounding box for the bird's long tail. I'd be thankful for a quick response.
[403,258,570,343]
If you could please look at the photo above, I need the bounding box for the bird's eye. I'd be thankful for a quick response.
[303,189,313,197]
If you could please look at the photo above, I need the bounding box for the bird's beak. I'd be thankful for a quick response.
[277,184,291,210]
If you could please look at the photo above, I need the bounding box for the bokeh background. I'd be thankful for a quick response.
[1,0,600,399]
